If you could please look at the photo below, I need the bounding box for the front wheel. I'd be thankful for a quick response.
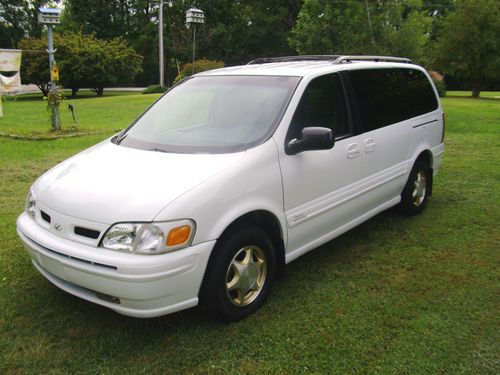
[200,227,276,322]
[399,160,431,216]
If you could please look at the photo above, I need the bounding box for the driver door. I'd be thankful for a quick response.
[278,73,372,260]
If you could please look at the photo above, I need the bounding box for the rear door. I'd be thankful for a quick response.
[347,67,440,208]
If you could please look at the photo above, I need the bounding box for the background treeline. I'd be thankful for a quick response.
[1,0,499,96]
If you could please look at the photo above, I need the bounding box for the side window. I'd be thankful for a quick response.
[287,73,350,141]
[350,68,438,132]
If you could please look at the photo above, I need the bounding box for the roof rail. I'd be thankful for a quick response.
[333,55,412,64]
[247,55,411,65]
[247,55,341,64]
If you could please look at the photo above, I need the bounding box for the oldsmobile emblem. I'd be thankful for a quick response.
[54,223,62,231]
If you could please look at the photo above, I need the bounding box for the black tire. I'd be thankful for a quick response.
[200,226,276,322]
[399,159,431,216]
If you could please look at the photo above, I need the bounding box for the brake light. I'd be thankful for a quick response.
[441,112,445,143]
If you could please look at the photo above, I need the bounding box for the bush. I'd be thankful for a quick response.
[429,70,447,97]
[143,85,168,94]
[433,79,447,97]
[173,59,224,84]
[20,32,143,97]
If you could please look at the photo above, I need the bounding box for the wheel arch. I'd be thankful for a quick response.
[203,210,286,282]
[413,149,434,196]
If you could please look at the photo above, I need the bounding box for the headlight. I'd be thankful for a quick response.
[101,220,195,255]
[25,189,36,218]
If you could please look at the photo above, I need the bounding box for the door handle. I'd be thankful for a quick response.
[364,138,376,153]
[346,143,360,159]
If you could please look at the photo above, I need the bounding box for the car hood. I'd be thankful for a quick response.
[33,140,244,224]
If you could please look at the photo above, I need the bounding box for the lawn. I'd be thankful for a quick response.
[447,90,500,99]
[0,92,498,374]
[0,91,161,134]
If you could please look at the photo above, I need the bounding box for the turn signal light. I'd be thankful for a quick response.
[166,225,191,246]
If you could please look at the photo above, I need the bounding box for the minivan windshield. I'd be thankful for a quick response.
[118,75,300,153]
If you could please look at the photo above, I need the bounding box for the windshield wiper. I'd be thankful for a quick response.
[149,148,168,153]
[115,132,128,144]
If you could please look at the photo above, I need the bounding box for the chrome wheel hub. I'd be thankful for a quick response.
[412,171,427,206]
[225,246,267,307]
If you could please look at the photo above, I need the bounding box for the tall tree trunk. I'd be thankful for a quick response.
[471,86,480,98]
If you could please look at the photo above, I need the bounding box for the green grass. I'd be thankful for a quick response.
[0,91,161,134]
[447,90,500,99]
[0,93,499,374]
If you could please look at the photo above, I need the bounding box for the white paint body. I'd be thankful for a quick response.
[16,61,444,317]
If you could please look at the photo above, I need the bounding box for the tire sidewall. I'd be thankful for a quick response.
[400,160,430,215]
[201,226,276,321]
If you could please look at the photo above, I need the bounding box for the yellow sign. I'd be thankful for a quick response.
[51,63,59,81]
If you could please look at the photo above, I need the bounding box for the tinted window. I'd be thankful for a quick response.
[288,73,349,141]
[350,68,438,131]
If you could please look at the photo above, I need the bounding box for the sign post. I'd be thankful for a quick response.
[38,7,61,131]
[185,7,205,74]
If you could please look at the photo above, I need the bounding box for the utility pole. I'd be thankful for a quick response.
[159,0,164,87]
[192,25,196,74]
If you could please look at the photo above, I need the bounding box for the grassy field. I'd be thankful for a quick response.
[0,91,161,134]
[447,91,500,99]
[0,92,498,374]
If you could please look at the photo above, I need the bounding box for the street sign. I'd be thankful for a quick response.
[51,63,59,81]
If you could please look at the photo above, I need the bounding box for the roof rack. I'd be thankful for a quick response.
[247,55,411,65]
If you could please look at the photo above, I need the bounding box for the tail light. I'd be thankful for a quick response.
[441,112,445,143]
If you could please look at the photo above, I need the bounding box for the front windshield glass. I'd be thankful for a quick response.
[118,75,300,153]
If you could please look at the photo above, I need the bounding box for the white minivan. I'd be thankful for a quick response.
[17,56,444,321]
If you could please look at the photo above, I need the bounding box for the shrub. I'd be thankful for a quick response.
[143,85,168,94]
[433,80,447,97]
[429,70,447,97]
[20,32,143,97]
[173,59,224,84]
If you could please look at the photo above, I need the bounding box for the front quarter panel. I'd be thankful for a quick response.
[154,140,286,246]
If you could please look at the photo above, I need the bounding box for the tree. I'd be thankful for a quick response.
[62,0,161,85]
[58,32,143,96]
[289,0,432,63]
[18,37,51,96]
[19,32,143,96]
[0,0,58,48]
[289,0,370,55]
[61,0,303,85]
[432,0,500,97]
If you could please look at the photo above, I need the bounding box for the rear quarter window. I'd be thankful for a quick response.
[349,68,438,132]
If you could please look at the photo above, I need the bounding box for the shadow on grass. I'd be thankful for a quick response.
[7,91,139,102]
[445,95,500,101]
[13,206,407,335]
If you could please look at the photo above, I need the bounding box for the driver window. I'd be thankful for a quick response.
[288,73,349,141]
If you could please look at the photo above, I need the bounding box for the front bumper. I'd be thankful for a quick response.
[16,212,215,318]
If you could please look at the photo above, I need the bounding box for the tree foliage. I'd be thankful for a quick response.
[57,32,143,95]
[10,0,500,92]
[174,59,224,83]
[289,0,432,63]
[0,0,58,48]
[18,37,51,95]
[61,0,302,85]
[19,32,142,96]
[432,0,500,97]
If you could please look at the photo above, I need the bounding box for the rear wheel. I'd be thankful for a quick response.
[399,160,431,215]
[200,227,276,322]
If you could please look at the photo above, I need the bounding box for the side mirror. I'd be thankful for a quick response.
[286,127,335,155]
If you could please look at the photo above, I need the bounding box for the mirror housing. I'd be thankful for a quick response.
[286,127,335,155]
